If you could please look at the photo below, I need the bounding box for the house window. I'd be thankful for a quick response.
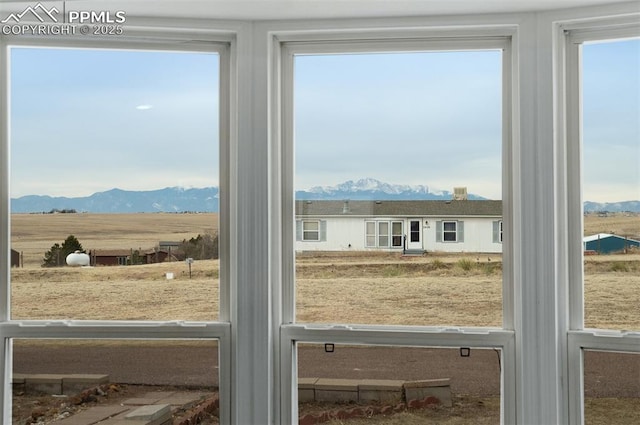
[565,21,640,425]
[392,221,403,247]
[363,221,403,248]
[5,35,230,422]
[290,39,504,334]
[443,221,457,242]
[10,47,221,322]
[303,220,320,241]
[579,37,639,331]
[296,220,327,241]
[378,222,389,247]
[437,220,464,243]
[365,221,376,247]
[493,220,503,243]
[296,342,503,421]
[410,220,420,242]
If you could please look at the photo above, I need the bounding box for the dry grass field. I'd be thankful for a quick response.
[8,212,640,329]
[584,212,640,239]
[11,212,218,268]
[8,213,639,424]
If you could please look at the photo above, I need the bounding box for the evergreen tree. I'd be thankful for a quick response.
[61,235,83,257]
[180,233,219,260]
[42,243,63,267]
[42,235,84,267]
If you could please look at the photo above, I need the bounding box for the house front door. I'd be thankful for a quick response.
[407,220,422,250]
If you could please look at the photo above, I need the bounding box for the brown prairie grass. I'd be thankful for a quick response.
[311,396,501,425]
[9,213,639,329]
[11,212,218,268]
[584,213,640,239]
[317,397,639,425]
[11,261,220,321]
[584,397,640,425]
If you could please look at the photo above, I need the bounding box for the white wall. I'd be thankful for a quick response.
[296,217,366,251]
[424,218,503,253]
[296,217,503,253]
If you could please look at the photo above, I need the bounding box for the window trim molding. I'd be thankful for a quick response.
[556,14,640,425]
[1,6,637,424]
[280,324,516,424]
[275,26,515,424]
[0,24,238,424]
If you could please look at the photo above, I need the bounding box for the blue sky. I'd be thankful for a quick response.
[10,48,219,197]
[582,39,640,203]
[9,39,639,202]
[294,50,503,199]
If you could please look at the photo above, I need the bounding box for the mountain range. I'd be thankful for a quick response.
[10,178,640,213]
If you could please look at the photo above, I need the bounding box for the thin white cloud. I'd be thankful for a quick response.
[135,104,153,110]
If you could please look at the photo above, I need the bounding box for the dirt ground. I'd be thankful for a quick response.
[12,384,219,425]
[13,390,639,425]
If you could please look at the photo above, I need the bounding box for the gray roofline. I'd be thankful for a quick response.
[295,200,502,217]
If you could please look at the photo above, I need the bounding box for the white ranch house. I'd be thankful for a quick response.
[295,199,503,253]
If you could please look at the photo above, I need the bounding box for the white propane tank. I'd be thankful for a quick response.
[66,251,90,267]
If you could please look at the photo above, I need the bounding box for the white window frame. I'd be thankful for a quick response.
[0,24,236,424]
[493,220,503,243]
[2,5,637,425]
[560,18,640,425]
[391,220,403,247]
[443,220,458,242]
[363,220,404,248]
[302,220,320,241]
[277,30,515,424]
[410,219,421,243]
[377,221,390,247]
[365,220,376,247]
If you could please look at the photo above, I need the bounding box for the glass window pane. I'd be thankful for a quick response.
[10,48,220,321]
[582,39,640,330]
[583,350,640,424]
[304,221,319,231]
[392,222,403,234]
[12,339,220,424]
[304,232,320,241]
[366,222,376,234]
[298,343,501,423]
[410,220,420,243]
[294,49,503,326]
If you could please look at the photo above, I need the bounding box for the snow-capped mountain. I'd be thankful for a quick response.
[296,178,484,201]
[9,179,639,213]
[584,200,640,213]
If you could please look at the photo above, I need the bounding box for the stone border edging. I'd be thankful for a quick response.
[299,395,443,425]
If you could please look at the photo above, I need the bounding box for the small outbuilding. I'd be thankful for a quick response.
[583,233,640,254]
[89,249,132,266]
[144,249,171,264]
[10,249,20,268]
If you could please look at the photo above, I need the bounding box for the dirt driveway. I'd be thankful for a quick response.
[13,344,639,398]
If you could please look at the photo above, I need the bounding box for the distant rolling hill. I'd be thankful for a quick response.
[583,200,640,213]
[10,178,639,213]
[11,187,219,214]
